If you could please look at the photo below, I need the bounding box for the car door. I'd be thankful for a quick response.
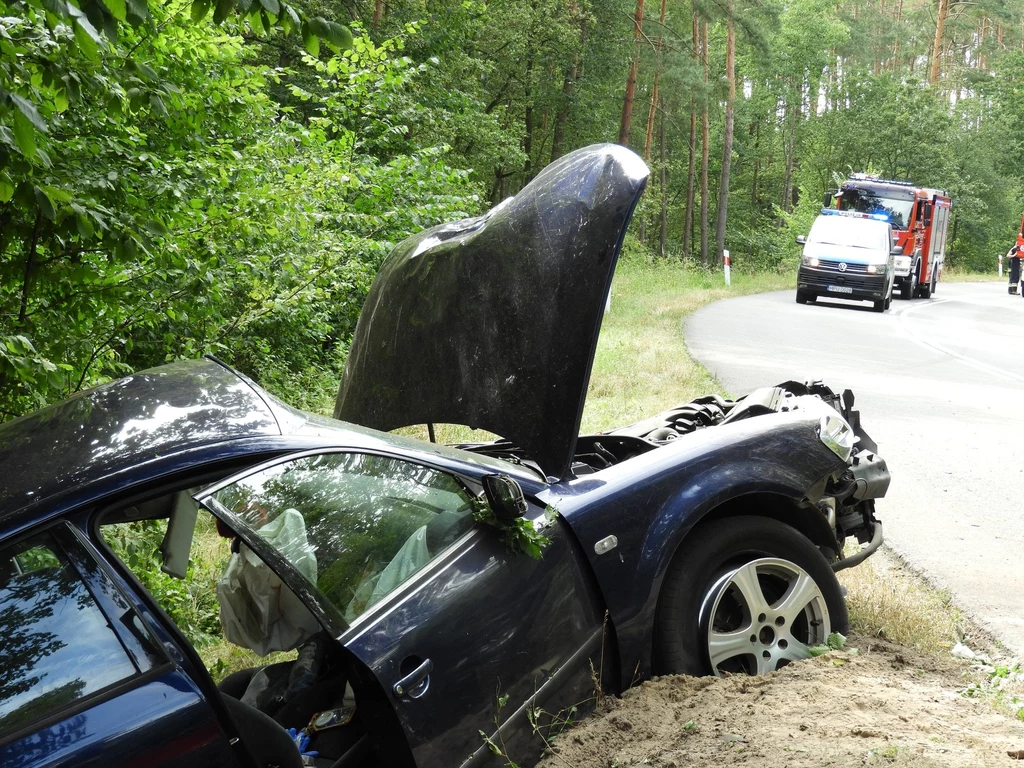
[0,522,241,768]
[198,449,607,767]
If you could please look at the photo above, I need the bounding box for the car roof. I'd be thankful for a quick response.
[0,357,546,527]
[0,358,283,521]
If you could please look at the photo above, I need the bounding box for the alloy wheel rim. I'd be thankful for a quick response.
[701,557,831,676]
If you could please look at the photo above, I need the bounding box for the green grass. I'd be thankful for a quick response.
[838,547,964,654]
[942,267,1001,282]
[581,259,793,430]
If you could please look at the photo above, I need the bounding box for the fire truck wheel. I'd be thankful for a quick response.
[920,270,933,299]
[900,270,916,300]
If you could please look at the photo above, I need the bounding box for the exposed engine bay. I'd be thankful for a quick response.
[462,380,889,567]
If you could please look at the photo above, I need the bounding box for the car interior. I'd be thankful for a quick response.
[96,484,398,768]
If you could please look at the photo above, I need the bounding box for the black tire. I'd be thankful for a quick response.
[654,516,848,677]
[900,266,917,300]
[884,294,892,310]
[872,299,885,312]
[919,269,932,299]
[795,291,808,305]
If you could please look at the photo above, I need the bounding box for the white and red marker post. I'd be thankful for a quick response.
[723,249,731,287]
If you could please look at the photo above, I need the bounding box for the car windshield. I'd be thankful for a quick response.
[808,217,889,251]
[839,189,914,230]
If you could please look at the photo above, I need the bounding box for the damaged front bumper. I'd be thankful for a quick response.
[776,380,890,570]
[828,446,888,572]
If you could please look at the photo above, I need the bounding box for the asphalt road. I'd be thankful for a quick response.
[686,280,1024,655]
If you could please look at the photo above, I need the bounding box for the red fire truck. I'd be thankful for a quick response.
[1007,214,1024,295]
[826,174,952,300]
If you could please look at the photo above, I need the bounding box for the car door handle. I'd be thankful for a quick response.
[393,658,433,699]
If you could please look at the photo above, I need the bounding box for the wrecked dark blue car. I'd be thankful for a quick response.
[0,144,889,768]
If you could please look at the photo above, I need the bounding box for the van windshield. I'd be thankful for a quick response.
[839,189,914,230]
[808,217,889,251]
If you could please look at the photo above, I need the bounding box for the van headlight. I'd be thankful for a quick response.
[866,264,886,274]
[818,413,855,462]
[801,256,820,267]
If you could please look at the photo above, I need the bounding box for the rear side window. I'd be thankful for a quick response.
[0,530,141,738]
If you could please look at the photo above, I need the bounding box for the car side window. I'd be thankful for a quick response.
[0,530,142,738]
[206,452,477,625]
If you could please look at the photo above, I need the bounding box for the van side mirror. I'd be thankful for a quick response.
[483,474,528,523]
[890,245,904,256]
[796,235,807,245]
[823,191,835,208]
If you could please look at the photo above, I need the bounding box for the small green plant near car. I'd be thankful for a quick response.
[470,498,555,559]
[808,632,848,657]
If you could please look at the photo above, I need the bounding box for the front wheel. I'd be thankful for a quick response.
[872,299,885,312]
[900,269,917,300]
[654,516,847,677]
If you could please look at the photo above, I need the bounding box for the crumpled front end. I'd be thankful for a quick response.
[609,379,889,568]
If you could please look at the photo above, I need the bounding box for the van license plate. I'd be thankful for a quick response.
[827,285,854,294]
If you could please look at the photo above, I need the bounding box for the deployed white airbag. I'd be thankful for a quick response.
[217,508,320,656]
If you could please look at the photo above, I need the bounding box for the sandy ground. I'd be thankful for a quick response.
[538,636,1024,768]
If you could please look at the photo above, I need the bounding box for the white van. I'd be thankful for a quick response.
[795,210,899,312]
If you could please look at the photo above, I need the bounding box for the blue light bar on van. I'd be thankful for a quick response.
[819,208,890,222]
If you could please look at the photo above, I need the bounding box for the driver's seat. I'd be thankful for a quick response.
[221,694,302,768]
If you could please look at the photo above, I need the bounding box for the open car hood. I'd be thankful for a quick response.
[334,143,649,480]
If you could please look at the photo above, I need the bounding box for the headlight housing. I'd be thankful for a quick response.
[818,413,855,462]
[801,255,820,267]
[894,256,912,272]
[866,264,885,274]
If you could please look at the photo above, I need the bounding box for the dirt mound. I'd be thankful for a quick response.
[540,636,1024,767]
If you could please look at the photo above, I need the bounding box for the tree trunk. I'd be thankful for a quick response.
[523,54,535,182]
[700,19,710,266]
[682,12,699,260]
[643,0,669,161]
[372,0,385,28]
[551,20,589,162]
[644,76,660,161]
[659,102,668,258]
[781,100,796,214]
[930,0,949,84]
[619,0,646,146]
[714,10,736,265]
[751,120,760,212]
[893,0,903,69]
[979,17,989,71]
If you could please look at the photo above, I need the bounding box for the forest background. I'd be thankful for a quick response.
[1,0,1021,418]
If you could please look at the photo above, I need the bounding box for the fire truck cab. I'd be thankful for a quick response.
[828,175,952,300]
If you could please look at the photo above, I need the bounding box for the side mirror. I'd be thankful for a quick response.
[823,191,835,208]
[483,474,528,523]
[796,235,807,245]
[890,246,904,256]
